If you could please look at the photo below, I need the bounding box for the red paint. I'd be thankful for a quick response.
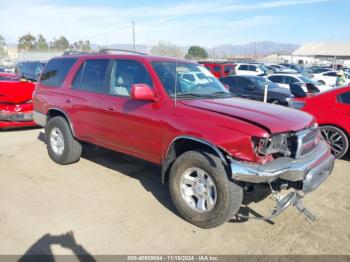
[198,62,235,78]
[34,54,315,164]
[295,86,350,136]
[0,80,36,129]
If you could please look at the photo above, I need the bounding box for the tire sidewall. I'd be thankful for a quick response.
[169,150,242,228]
[46,117,71,164]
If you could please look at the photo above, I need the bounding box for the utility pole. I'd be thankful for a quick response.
[132,21,135,52]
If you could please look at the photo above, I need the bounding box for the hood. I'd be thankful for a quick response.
[181,98,314,134]
[0,81,35,104]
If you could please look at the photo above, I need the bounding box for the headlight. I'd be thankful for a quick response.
[252,133,292,157]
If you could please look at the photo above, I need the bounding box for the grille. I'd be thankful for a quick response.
[295,126,321,157]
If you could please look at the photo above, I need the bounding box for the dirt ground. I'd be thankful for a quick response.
[0,128,349,256]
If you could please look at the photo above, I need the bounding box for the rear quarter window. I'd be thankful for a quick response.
[40,58,77,88]
[339,91,350,104]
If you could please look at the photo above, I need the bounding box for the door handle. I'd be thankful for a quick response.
[107,105,115,111]
[65,98,72,103]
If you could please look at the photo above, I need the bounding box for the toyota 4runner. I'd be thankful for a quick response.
[33,50,335,228]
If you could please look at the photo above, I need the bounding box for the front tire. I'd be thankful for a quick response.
[320,125,349,159]
[169,150,243,228]
[45,116,82,164]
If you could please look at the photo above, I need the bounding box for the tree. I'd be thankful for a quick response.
[36,34,49,51]
[0,35,7,58]
[185,45,208,60]
[18,33,36,51]
[51,36,69,51]
[150,40,184,58]
[70,40,91,51]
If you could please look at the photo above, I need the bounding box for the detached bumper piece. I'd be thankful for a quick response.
[231,140,335,221]
[0,111,33,122]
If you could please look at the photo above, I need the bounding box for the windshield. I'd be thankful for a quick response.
[298,75,319,85]
[152,61,232,99]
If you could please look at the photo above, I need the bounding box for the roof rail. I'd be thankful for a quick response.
[98,48,149,56]
[62,50,92,56]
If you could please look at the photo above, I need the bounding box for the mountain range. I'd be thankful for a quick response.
[97,41,299,57]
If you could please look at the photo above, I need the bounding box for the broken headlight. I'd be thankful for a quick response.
[252,133,293,158]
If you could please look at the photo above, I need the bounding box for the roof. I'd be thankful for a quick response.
[292,42,350,58]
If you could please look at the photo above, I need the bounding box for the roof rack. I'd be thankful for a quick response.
[98,48,149,56]
[62,50,92,56]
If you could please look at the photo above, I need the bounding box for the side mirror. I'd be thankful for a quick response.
[290,83,307,98]
[130,84,157,102]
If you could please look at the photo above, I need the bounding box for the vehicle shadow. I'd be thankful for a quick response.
[18,231,96,262]
[0,126,41,132]
[37,131,275,225]
[229,184,275,225]
[81,144,178,215]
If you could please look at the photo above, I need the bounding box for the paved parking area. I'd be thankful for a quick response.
[0,128,350,256]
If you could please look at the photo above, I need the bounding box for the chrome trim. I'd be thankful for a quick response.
[33,111,47,127]
[165,136,227,163]
[230,140,334,193]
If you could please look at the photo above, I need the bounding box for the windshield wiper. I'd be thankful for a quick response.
[209,91,235,97]
[174,93,211,98]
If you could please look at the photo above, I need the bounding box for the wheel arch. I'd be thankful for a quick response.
[47,108,76,137]
[161,136,230,183]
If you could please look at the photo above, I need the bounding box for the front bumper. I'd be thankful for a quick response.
[0,111,33,122]
[230,140,334,193]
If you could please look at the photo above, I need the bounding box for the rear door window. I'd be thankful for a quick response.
[284,76,298,84]
[268,75,283,84]
[40,58,77,87]
[213,66,220,73]
[238,65,248,71]
[72,59,109,93]
[324,72,337,77]
[248,65,257,72]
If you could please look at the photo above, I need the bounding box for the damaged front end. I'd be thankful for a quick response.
[230,124,335,221]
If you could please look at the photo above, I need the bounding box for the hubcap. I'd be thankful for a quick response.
[321,128,345,158]
[180,167,217,213]
[50,127,64,156]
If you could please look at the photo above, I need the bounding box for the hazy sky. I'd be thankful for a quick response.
[1,0,349,46]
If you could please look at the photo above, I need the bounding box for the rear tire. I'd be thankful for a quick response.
[320,125,349,159]
[169,150,243,228]
[45,116,82,164]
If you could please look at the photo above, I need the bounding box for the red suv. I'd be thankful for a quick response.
[198,62,235,78]
[33,51,334,228]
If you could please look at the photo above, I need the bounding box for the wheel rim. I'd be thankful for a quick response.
[50,127,65,156]
[180,167,217,213]
[321,127,346,158]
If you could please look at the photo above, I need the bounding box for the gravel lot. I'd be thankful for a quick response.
[0,128,349,256]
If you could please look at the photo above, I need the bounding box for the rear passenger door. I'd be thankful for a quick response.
[68,59,110,142]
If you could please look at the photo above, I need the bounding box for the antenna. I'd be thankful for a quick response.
[174,59,178,107]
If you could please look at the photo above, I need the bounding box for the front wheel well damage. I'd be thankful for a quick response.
[161,137,230,183]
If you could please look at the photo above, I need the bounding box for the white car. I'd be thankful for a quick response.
[235,63,267,76]
[267,74,331,92]
[312,71,350,87]
[180,72,211,85]
[269,64,297,74]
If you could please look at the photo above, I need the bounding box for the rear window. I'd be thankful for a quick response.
[40,58,77,87]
